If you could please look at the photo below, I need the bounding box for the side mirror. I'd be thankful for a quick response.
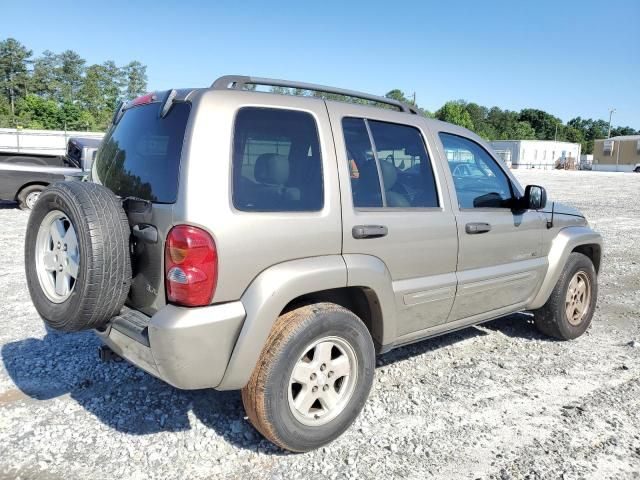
[523,185,547,210]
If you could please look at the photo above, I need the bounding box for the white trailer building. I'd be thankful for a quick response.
[490,140,581,170]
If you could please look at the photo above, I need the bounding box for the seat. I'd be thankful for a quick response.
[378,160,410,207]
[251,153,300,209]
[355,159,410,207]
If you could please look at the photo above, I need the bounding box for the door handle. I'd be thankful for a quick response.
[352,225,388,239]
[465,222,491,234]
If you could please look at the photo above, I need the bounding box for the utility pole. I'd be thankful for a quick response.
[607,108,616,138]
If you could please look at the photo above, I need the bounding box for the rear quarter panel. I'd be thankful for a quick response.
[174,90,343,303]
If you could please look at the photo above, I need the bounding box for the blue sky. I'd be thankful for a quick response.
[4,0,639,127]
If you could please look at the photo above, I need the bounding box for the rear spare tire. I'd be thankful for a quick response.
[24,181,131,332]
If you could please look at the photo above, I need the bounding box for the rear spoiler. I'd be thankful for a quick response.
[111,89,195,126]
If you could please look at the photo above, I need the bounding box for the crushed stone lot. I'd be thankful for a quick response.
[0,170,639,480]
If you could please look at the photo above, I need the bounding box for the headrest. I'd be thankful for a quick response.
[254,153,289,185]
[378,160,398,189]
[358,159,398,190]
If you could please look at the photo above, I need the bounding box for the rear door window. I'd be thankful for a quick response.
[343,117,439,208]
[94,102,191,203]
[232,107,323,212]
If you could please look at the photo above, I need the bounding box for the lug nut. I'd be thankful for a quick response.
[323,385,329,391]
[328,371,334,378]
[310,373,316,381]
[312,386,318,393]
[320,364,326,371]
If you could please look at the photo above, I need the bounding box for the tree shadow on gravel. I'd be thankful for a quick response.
[2,312,549,454]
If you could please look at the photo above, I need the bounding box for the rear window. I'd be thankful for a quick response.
[94,102,191,203]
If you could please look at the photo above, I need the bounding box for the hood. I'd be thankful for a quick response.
[544,201,584,218]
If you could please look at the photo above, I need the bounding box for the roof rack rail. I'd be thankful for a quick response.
[211,75,418,114]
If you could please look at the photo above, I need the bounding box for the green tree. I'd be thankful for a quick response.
[508,121,537,140]
[385,89,412,104]
[99,60,124,112]
[15,94,61,129]
[57,50,86,103]
[518,108,562,140]
[79,62,122,128]
[385,89,432,117]
[610,126,637,137]
[122,60,148,100]
[0,38,32,117]
[0,94,13,126]
[31,50,59,99]
[436,101,474,130]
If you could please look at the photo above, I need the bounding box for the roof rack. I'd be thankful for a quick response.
[211,75,418,114]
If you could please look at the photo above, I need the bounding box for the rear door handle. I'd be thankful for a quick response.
[465,222,491,234]
[352,225,388,239]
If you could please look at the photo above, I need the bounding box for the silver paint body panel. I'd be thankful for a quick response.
[97,85,603,390]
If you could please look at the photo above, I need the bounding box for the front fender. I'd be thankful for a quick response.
[216,255,347,390]
[528,226,603,310]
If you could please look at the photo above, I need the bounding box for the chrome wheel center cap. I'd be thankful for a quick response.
[316,371,327,386]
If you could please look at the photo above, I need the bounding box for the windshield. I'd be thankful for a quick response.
[93,101,190,203]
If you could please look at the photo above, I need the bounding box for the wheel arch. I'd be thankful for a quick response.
[217,254,396,390]
[572,243,602,273]
[528,226,603,310]
[281,286,385,350]
[16,181,49,200]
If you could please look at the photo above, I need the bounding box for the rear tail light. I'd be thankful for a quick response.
[165,225,217,307]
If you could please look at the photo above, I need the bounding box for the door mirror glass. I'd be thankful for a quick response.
[524,185,547,210]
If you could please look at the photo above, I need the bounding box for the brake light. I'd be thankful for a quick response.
[130,92,156,107]
[165,225,217,307]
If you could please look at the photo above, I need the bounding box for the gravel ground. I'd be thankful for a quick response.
[0,170,639,480]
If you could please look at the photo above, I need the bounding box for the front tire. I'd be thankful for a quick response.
[242,303,375,452]
[533,252,597,340]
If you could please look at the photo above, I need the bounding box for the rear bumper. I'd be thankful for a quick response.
[96,302,245,389]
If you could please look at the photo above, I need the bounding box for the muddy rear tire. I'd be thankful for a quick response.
[242,303,375,452]
[24,181,132,332]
